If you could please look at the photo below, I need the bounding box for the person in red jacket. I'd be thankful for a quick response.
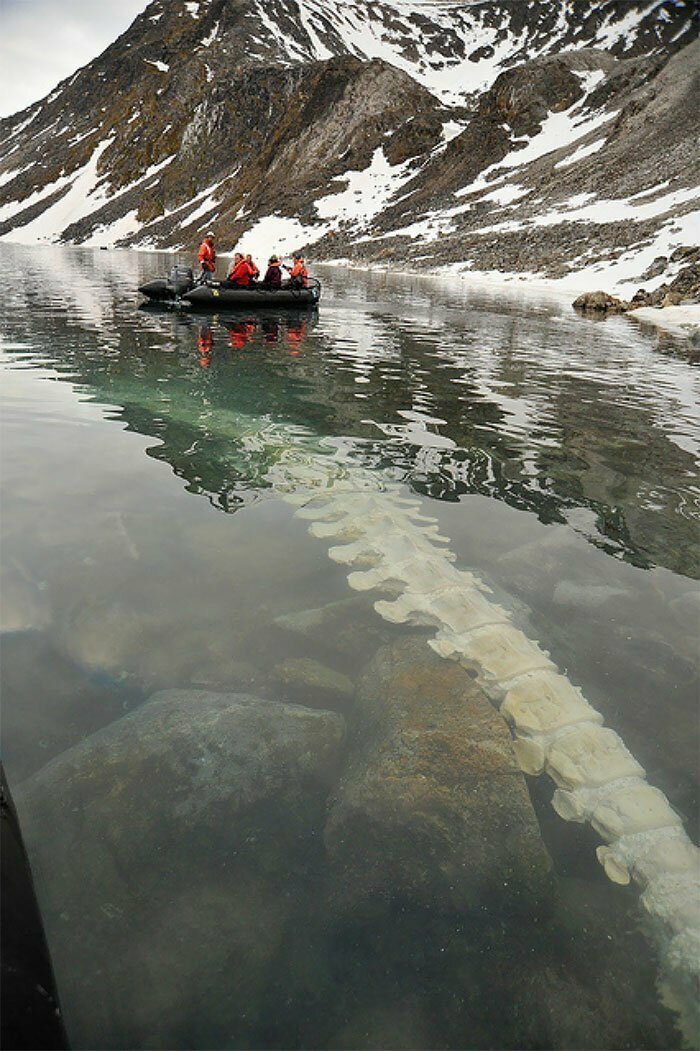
[197,232,216,282]
[287,252,308,288]
[245,254,260,283]
[225,252,256,287]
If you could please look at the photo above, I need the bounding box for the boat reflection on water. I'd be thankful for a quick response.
[138,302,315,367]
[150,309,317,365]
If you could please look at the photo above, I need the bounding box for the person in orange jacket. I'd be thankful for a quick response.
[225,252,256,287]
[197,232,216,282]
[287,252,308,288]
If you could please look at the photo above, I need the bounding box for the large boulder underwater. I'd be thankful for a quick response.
[14,638,681,1049]
[324,636,554,915]
[15,690,346,1049]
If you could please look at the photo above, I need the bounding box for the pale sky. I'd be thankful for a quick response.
[0,0,149,118]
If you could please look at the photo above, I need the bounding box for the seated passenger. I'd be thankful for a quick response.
[261,256,282,289]
[224,252,255,287]
[287,252,308,289]
[245,254,260,283]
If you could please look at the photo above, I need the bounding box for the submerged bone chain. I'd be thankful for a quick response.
[269,449,699,1006]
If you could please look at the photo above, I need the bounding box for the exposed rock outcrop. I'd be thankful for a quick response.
[572,289,629,313]
[572,261,700,316]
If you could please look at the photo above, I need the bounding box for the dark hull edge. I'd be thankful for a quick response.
[138,281,320,310]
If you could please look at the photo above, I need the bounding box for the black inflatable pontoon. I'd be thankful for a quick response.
[139,265,321,310]
[1,764,69,1049]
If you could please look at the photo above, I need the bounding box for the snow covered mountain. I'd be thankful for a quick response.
[0,0,697,284]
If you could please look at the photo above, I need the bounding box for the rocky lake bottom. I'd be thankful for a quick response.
[1,245,698,1050]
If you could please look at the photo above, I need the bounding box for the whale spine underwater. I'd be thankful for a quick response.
[264,434,699,1035]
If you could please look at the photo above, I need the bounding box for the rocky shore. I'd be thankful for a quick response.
[572,253,700,316]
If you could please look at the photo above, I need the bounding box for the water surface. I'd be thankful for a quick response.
[1,244,698,1049]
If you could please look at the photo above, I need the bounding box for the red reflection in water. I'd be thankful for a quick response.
[197,326,213,368]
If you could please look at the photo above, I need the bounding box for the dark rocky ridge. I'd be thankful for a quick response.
[315,40,700,278]
[0,0,697,279]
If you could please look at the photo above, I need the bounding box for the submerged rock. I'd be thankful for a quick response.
[272,595,398,666]
[15,690,345,1049]
[324,637,554,914]
[552,580,629,610]
[272,657,355,709]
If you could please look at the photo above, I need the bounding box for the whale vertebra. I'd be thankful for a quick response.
[267,446,699,1035]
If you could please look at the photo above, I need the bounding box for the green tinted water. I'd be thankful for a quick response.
[1,244,698,1049]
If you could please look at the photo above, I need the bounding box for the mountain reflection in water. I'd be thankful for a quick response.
[8,247,696,576]
[1,244,698,1051]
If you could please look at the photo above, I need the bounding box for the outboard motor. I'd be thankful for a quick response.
[167,265,194,297]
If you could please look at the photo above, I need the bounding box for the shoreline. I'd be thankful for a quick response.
[3,237,699,339]
[316,257,700,338]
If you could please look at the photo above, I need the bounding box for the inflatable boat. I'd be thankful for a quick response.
[138,265,321,309]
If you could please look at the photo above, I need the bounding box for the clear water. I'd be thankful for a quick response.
[1,243,698,1050]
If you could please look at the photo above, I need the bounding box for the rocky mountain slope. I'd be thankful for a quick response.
[0,0,697,283]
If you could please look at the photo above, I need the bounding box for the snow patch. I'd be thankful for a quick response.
[67,126,100,147]
[0,137,114,244]
[530,185,699,228]
[0,108,41,145]
[0,163,34,189]
[316,148,414,228]
[439,208,700,299]
[145,60,170,73]
[84,209,142,248]
[628,180,672,201]
[555,137,606,169]
[200,21,219,47]
[185,2,200,17]
[442,121,468,144]
[254,1,308,61]
[498,106,618,170]
[185,200,218,226]
[630,305,700,338]
[234,214,330,261]
[593,1,659,52]
[0,167,75,222]
[86,155,176,214]
[297,1,334,60]
[480,183,528,205]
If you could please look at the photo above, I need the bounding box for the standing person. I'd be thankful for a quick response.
[245,254,260,283]
[287,252,308,288]
[197,232,216,282]
[261,256,282,289]
[225,253,255,287]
